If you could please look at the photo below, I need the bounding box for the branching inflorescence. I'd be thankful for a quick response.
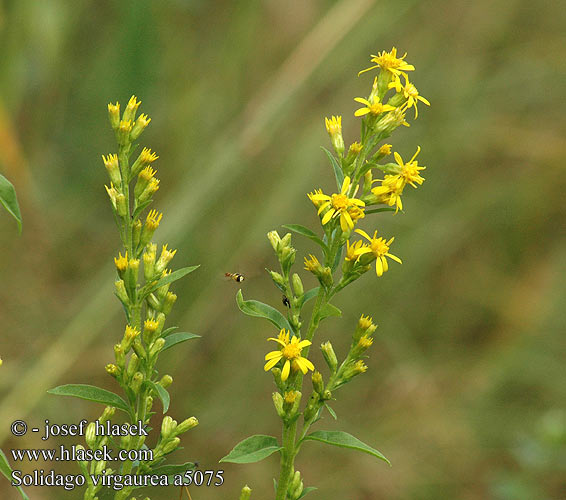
[49,97,200,500]
[222,48,429,500]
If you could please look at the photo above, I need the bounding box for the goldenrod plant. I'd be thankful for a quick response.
[0,177,27,499]
[49,97,200,500]
[221,49,429,499]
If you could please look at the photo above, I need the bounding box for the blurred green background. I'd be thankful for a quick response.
[1,0,565,498]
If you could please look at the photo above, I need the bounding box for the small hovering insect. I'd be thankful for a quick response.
[225,272,245,283]
[282,295,291,308]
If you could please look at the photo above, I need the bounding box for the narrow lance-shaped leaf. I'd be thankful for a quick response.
[298,487,318,499]
[282,224,328,253]
[0,173,22,232]
[161,332,200,352]
[302,430,390,465]
[220,435,282,464]
[319,302,342,321]
[145,265,200,294]
[145,381,170,413]
[0,450,29,499]
[47,384,129,413]
[321,146,344,189]
[236,289,293,333]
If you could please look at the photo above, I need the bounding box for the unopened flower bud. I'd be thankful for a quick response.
[123,96,141,123]
[143,243,157,281]
[105,364,119,378]
[161,437,180,455]
[291,273,304,298]
[267,230,281,252]
[102,154,122,187]
[131,372,144,394]
[115,280,129,305]
[118,120,133,146]
[176,416,198,434]
[107,102,120,130]
[272,392,285,418]
[325,115,344,157]
[114,344,125,368]
[99,406,116,424]
[126,353,140,378]
[161,416,177,438]
[85,422,97,449]
[116,193,127,217]
[149,337,165,357]
[162,292,177,315]
[312,371,324,395]
[131,113,151,141]
[268,270,286,291]
[159,374,173,388]
[321,341,338,372]
[239,485,252,500]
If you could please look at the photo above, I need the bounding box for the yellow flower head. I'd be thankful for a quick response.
[102,154,119,170]
[304,254,322,273]
[378,144,392,156]
[353,360,368,374]
[135,113,151,128]
[139,165,157,182]
[307,189,325,209]
[264,329,314,381]
[348,141,363,155]
[347,204,365,224]
[395,147,426,188]
[114,251,128,272]
[358,314,374,330]
[371,175,404,212]
[324,115,342,136]
[309,177,365,232]
[119,120,133,133]
[107,102,120,115]
[284,390,299,405]
[144,319,159,334]
[354,229,402,277]
[354,96,396,117]
[124,325,140,340]
[345,239,368,261]
[140,147,159,165]
[359,47,415,77]
[389,77,430,118]
[146,209,163,231]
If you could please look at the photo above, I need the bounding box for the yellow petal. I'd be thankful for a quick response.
[354,108,370,117]
[321,209,335,225]
[375,258,384,277]
[264,356,281,371]
[265,351,283,360]
[281,360,291,381]
[355,228,371,241]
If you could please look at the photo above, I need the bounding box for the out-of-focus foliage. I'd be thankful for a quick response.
[0,0,565,499]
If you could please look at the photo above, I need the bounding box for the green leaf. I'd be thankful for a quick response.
[302,430,390,465]
[0,449,29,499]
[0,174,22,232]
[132,199,152,220]
[282,224,328,252]
[151,461,196,475]
[319,303,341,321]
[161,326,178,337]
[146,381,170,413]
[146,266,200,294]
[303,287,320,305]
[298,487,318,499]
[220,435,282,464]
[324,403,337,420]
[365,207,396,215]
[332,245,343,271]
[236,290,293,332]
[321,147,344,190]
[47,384,129,413]
[161,332,200,352]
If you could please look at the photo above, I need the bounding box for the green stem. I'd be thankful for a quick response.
[275,419,298,500]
